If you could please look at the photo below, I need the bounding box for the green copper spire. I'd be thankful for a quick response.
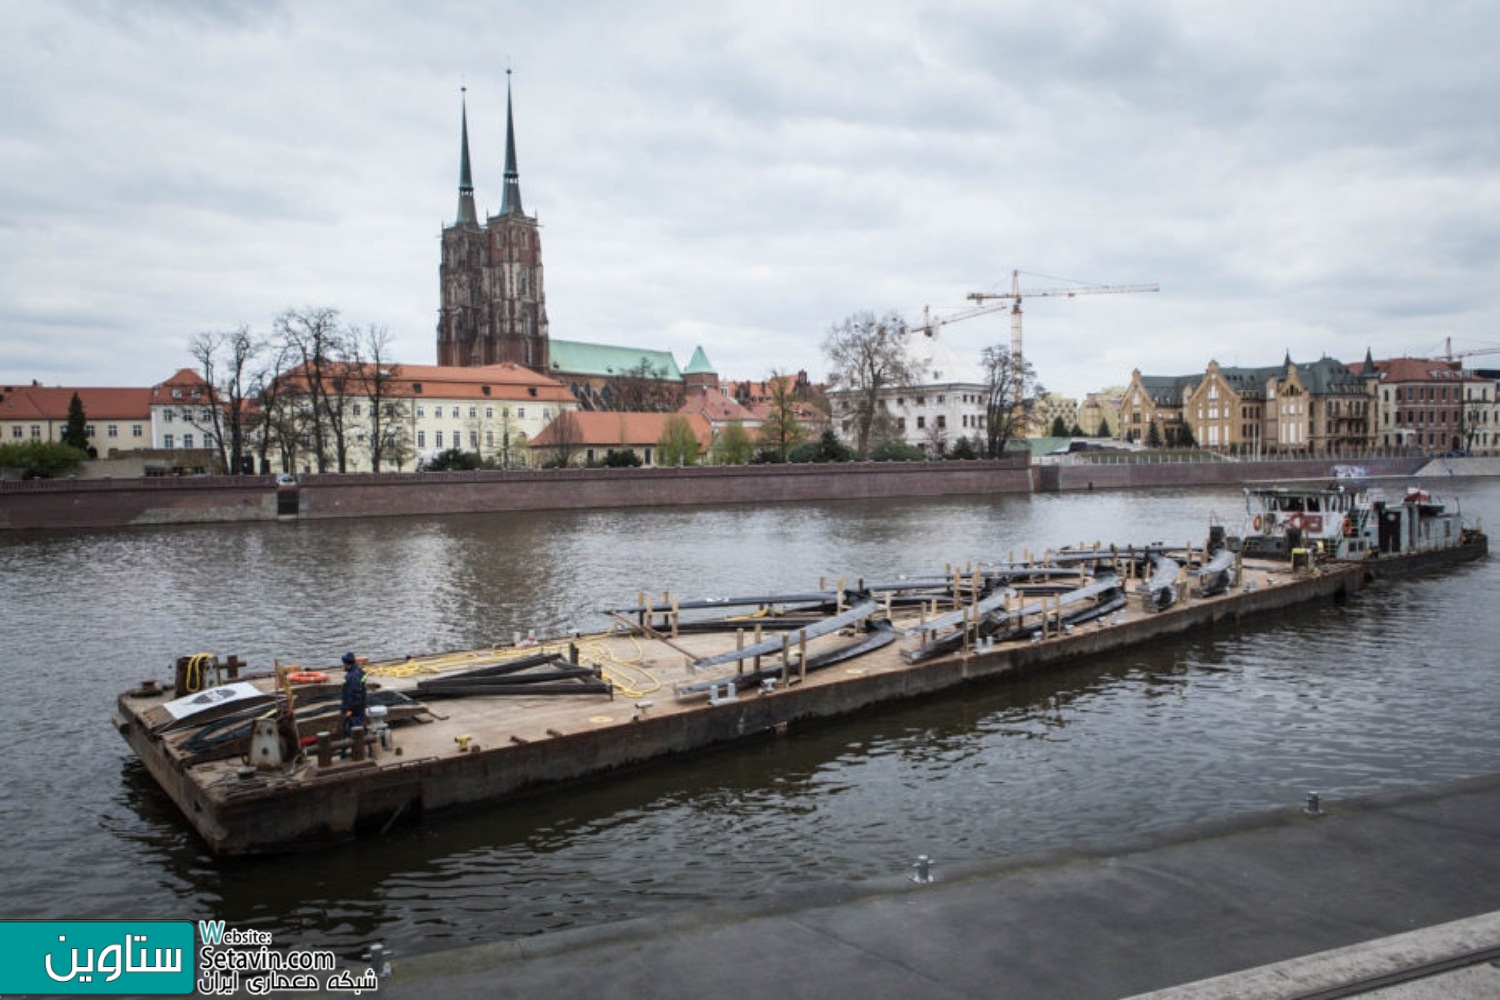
[456,86,479,226]
[684,345,715,375]
[499,70,525,218]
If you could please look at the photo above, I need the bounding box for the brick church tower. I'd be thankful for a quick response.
[436,75,550,370]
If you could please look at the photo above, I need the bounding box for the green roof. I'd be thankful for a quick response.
[548,340,683,381]
[683,345,715,376]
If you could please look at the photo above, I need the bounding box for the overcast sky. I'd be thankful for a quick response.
[5,1,1500,399]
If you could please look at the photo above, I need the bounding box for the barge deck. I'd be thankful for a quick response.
[114,532,1487,856]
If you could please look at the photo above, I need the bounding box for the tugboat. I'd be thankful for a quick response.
[1233,483,1483,564]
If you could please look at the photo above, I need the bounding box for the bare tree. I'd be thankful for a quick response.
[190,326,262,474]
[545,410,584,467]
[251,340,297,473]
[609,359,680,412]
[823,310,914,455]
[353,324,409,472]
[274,306,348,472]
[981,346,1042,459]
[922,420,948,457]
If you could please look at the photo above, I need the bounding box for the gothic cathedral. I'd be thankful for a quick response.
[436,77,550,371]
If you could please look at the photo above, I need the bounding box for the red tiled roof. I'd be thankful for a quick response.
[277,362,575,403]
[0,384,153,421]
[530,411,713,450]
[678,385,757,424]
[1367,357,1479,383]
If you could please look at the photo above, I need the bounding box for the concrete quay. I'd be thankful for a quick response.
[365,772,1500,1000]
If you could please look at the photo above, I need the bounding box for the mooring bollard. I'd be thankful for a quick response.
[364,942,391,979]
[1305,791,1322,816]
[911,854,934,884]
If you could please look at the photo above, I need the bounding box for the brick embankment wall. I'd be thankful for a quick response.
[298,460,1036,520]
[0,476,278,531]
[1037,456,1431,492]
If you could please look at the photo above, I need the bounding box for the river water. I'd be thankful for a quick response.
[1,481,1496,961]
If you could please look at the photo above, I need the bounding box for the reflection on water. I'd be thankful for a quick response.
[1,483,1497,959]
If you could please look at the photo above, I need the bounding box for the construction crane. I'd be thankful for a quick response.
[1442,337,1500,363]
[965,270,1159,367]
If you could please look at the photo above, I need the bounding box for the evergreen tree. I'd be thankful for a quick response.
[870,440,927,461]
[1146,420,1162,448]
[1097,416,1112,438]
[1049,415,1069,437]
[948,436,981,460]
[63,393,88,452]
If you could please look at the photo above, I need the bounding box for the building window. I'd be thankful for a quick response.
[936,415,946,429]
[183,433,193,449]
[353,404,362,417]
[486,430,494,447]
[11,426,20,438]
[485,406,494,419]
[164,410,174,422]
[107,425,118,438]
[469,406,477,418]
[85,424,95,438]
[132,425,143,437]
[436,431,444,448]
[916,416,926,429]
[30,425,40,438]
[470,431,478,447]
[517,407,526,419]
[417,430,426,448]
[416,406,426,418]
[164,434,174,448]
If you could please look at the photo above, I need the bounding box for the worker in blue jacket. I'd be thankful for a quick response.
[340,652,367,736]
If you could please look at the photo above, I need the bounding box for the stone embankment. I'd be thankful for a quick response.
[2,454,1485,531]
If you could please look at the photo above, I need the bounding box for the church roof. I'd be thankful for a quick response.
[547,340,683,381]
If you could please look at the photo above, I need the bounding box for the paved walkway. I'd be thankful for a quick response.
[362,773,1500,999]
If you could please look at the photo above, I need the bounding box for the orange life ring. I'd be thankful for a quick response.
[1253,514,1263,532]
[286,670,330,685]
[1286,513,1304,531]
[1342,516,1355,537]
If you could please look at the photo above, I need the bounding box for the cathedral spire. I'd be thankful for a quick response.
[499,69,525,218]
[456,86,479,226]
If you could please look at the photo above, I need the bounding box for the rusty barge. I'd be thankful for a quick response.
[114,498,1487,856]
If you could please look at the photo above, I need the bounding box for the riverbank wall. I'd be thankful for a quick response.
[1034,454,1435,492]
[1,455,1482,531]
